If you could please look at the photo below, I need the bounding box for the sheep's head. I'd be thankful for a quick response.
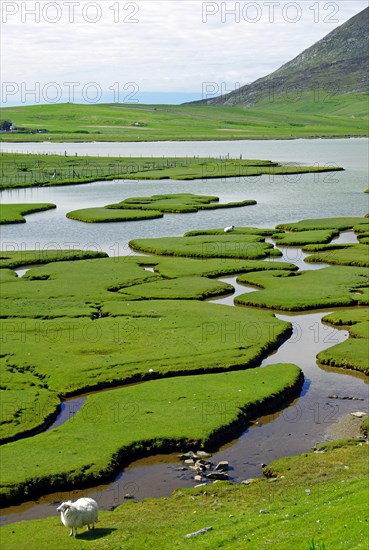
[57,501,72,513]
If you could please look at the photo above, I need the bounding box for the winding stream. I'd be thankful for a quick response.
[1,235,367,525]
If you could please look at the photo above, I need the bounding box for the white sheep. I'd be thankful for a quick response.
[57,497,98,537]
[224,225,235,233]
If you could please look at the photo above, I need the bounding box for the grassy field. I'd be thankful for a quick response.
[1,98,368,142]
[0,363,302,505]
[130,234,282,260]
[66,194,256,223]
[277,217,369,232]
[0,249,108,270]
[235,266,369,311]
[1,220,368,520]
[0,437,367,549]
[0,203,56,224]
[1,252,297,443]
[318,309,369,374]
[304,244,369,267]
[0,152,342,190]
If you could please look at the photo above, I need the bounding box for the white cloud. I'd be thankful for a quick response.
[1,0,367,101]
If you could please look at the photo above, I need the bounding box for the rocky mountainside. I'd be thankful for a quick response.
[197,7,368,107]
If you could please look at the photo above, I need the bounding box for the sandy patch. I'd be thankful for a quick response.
[325,413,367,440]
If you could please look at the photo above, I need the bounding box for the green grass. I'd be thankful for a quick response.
[0,253,295,442]
[273,229,338,246]
[317,309,369,374]
[0,438,367,549]
[304,244,369,267]
[66,207,163,223]
[130,234,282,260]
[235,266,369,311]
[0,363,302,505]
[185,227,282,237]
[277,217,369,232]
[1,99,367,143]
[0,249,108,270]
[66,194,257,223]
[0,152,342,190]
[0,301,291,399]
[0,203,56,224]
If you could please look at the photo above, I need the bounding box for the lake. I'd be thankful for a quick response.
[1,139,368,254]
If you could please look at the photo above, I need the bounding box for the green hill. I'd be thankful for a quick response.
[197,7,369,111]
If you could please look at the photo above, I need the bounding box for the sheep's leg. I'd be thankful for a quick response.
[69,529,73,537]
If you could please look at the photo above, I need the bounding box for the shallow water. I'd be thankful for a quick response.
[1,139,368,255]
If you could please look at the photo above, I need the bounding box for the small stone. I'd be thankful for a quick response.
[124,494,135,499]
[259,509,269,514]
[196,451,212,458]
[215,461,228,472]
[207,471,228,480]
[241,478,256,485]
[194,475,203,482]
[351,411,366,418]
[179,451,198,460]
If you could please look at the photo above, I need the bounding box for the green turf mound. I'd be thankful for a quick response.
[304,244,369,267]
[67,194,257,223]
[318,309,369,374]
[277,217,369,232]
[235,266,369,310]
[130,234,281,260]
[0,363,302,505]
[0,203,56,224]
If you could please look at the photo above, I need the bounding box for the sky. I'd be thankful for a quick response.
[1,0,368,105]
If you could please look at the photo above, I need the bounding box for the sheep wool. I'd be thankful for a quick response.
[57,497,98,537]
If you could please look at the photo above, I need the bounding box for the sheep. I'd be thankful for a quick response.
[57,497,98,537]
[224,225,235,233]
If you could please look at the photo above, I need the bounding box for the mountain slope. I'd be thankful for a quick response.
[198,7,369,108]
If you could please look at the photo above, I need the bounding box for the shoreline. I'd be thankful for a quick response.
[1,135,368,146]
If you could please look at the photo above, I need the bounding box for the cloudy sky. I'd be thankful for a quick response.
[1,0,368,104]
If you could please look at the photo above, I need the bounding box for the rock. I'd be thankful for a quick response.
[124,494,135,499]
[351,411,367,418]
[259,509,269,514]
[196,459,212,470]
[184,458,195,465]
[215,461,229,472]
[194,475,203,482]
[207,471,228,480]
[241,478,256,485]
[184,526,213,539]
[196,451,212,458]
[179,451,198,460]
[194,482,208,488]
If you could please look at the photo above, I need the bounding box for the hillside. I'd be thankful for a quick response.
[198,7,369,109]
[0,99,367,143]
